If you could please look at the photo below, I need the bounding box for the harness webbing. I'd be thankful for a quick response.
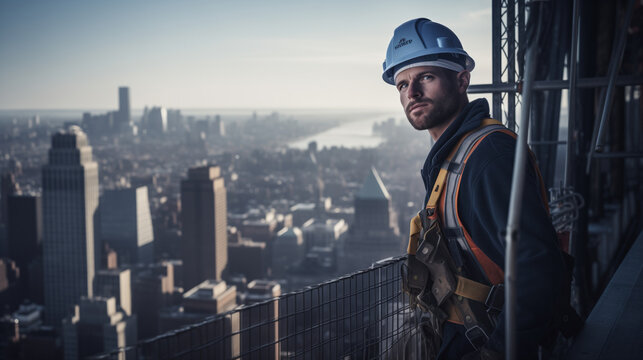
[407,118,504,317]
[428,118,502,213]
[443,121,507,285]
[409,118,503,255]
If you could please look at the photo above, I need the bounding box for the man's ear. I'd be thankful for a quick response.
[457,71,470,94]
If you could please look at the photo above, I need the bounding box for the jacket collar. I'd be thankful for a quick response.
[421,98,491,193]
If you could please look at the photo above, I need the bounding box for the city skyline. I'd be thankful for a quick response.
[1,0,492,110]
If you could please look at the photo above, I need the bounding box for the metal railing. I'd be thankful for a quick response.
[92,256,428,360]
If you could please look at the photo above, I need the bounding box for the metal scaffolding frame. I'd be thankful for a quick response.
[474,0,643,358]
[491,0,524,131]
[586,0,638,173]
[473,0,643,165]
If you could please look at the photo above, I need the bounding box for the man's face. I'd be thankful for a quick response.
[395,65,465,131]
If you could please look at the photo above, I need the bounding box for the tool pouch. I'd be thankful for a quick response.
[402,255,429,296]
[402,254,434,311]
[402,254,448,338]
[415,211,458,306]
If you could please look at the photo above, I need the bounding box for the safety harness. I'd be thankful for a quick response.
[402,118,582,351]
[403,119,506,350]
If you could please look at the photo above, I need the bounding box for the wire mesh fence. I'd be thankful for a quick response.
[91,256,431,360]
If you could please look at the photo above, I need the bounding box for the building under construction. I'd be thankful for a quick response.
[92,0,642,358]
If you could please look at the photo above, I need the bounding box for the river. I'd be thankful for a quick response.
[288,115,398,150]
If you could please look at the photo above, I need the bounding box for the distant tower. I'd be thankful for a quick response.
[62,296,136,360]
[7,194,44,304]
[1,172,20,225]
[341,167,400,273]
[159,279,237,334]
[147,107,167,135]
[241,280,281,360]
[131,261,175,339]
[272,227,304,276]
[42,126,99,326]
[118,86,131,128]
[93,268,132,316]
[181,166,228,290]
[353,167,398,235]
[100,186,154,265]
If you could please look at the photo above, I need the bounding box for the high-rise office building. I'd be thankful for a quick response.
[227,239,267,281]
[94,268,132,316]
[181,166,228,290]
[62,296,136,360]
[0,258,21,310]
[131,261,176,339]
[241,280,280,360]
[147,106,167,135]
[118,86,131,128]
[99,186,154,265]
[7,194,44,304]
[42,126,99,326]
[341,167,401,273]
[159,279,237,333]
[1,172,20,225]
[272,227,304,276]
[352,167,398,235]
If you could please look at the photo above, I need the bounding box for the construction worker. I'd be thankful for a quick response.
[383,19,568,359]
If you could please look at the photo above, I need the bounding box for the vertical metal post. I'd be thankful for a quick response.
[518,0,525,81]
[565,0,582,314]
[507,0,517,131]
[564,0,580,187]
[586,0,636,173]
[492,0,503,122]
[505,32,538,360]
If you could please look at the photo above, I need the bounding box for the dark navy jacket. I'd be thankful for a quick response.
[420,99,567,358]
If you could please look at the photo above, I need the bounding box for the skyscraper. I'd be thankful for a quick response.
[147,106,167,135]
[352,167,397,234]
[181,166,227,290]
[340,167,401,273]
[42,126,99,326]
[62,296,136,360]
[99,186,154,265]
[1,172,20,225]
[7,194,44,304]
[118,86,131,129]
[8,195,42,270]
[94,268,132,316]
[131,261,175,339]
[241,280,280,360]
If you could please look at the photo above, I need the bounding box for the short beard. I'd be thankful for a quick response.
[405,94,460,131]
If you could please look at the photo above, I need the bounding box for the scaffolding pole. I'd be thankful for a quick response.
[586,0,636,173]
[564,0,580,187]
[504,24,538,360]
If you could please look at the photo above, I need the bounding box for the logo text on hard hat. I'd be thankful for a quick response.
[395,38,413,49]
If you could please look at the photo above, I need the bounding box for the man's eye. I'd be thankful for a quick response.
[422,75,434,80]
[397,83,408,91]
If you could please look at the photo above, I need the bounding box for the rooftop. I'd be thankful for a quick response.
[356,167,390,200]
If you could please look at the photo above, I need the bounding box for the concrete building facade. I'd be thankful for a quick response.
[100,186,154,265]
[42,126,99,326]
[181,166,227,290]
[62,296,136,360]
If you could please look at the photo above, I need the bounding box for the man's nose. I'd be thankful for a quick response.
[407,81,422,99]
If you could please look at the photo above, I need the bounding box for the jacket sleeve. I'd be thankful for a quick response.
[458,131,566,356]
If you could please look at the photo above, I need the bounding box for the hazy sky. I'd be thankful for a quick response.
[0,0,492,110]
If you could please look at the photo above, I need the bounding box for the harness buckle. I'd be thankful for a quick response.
[464,325,489,351]
[484,283,504,312]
